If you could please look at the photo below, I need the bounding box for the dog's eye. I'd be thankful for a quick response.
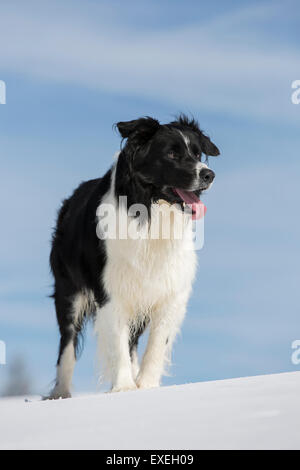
[168,152,176,159]
[195,153,201,160]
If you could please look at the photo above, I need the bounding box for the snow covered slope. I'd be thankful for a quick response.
[0,372,299,450]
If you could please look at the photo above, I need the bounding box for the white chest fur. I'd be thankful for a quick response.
[99,205,196,316]
[96,165,197,318]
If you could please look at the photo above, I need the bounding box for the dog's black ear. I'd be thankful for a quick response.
[117,117,160,144]
[200,134,220,157]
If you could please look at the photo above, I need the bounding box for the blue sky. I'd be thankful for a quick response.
[0,0,300,394]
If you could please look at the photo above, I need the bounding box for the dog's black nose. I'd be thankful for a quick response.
[200,168,215,184]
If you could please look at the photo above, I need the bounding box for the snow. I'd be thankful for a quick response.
[0,371,299,450]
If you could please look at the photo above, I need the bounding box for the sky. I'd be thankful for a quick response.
[0,0,299,395]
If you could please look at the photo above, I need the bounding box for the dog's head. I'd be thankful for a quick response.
[117,115,220,217]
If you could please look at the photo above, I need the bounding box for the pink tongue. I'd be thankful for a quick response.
[174,188,207,220]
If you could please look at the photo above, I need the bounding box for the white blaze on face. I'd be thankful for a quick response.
[178,130,192,157]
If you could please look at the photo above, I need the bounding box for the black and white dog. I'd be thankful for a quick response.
[49,115,219,398]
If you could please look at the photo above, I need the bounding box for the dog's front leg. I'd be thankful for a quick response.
[136,300,186,389]
[95,301,137,392]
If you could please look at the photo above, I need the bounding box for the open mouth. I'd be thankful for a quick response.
[173,188,207,220]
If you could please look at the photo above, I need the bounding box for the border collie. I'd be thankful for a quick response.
[49,115,219,398]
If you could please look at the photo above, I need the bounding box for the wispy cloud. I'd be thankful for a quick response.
[0,0,299,121]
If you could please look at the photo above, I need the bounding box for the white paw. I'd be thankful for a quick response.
[136,375,160,390]
[46,388,72,400]
[111,381,137,393]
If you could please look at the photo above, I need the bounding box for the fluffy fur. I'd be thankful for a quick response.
[49,114,219,398]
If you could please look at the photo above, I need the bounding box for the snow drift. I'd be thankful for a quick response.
[0,371,299,450]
